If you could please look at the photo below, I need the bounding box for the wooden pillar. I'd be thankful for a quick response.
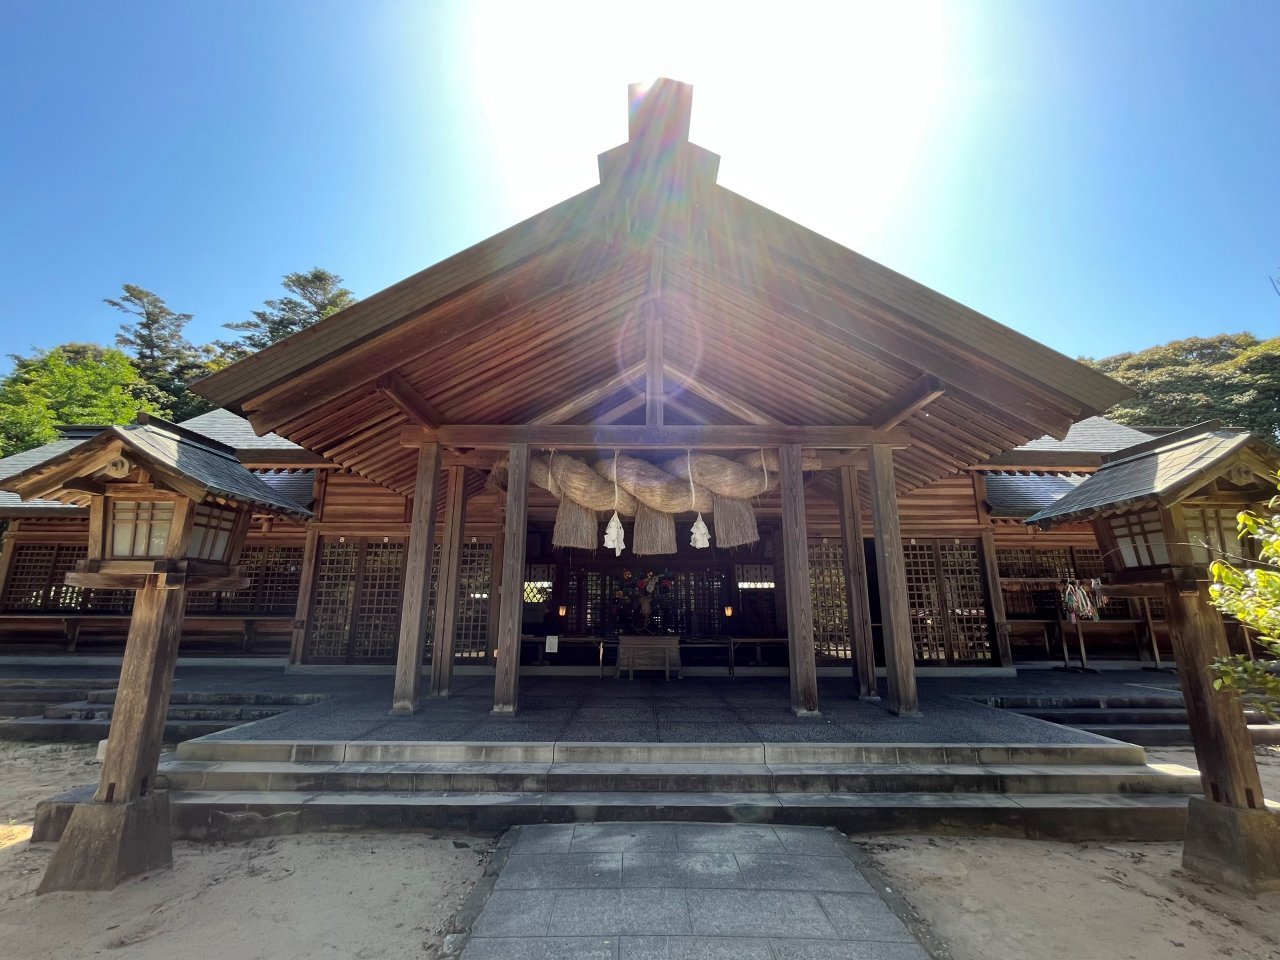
[391,443,442,714]
[1161,507,1264,809]
[493,443,529,715]
[96,576,187,802]
[288,525,321,665]
[780,444,820,716]
[837,465,878,699]
[978,530,1012,667]
[868,444,919,716]
[428,465,468,698]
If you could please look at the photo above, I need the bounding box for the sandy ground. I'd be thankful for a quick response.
[863,746,1280,960]
[4,742,1280,959]
[0,743,491,960]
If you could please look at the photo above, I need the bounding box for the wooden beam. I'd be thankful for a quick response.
[527,362,644,425]
[288,526,321,664]
[645,301,664,426]
[428,465,468,698]
[595,394,646,425]
[868,444,919,716]
[664,363,783,425]
[837,466,877,700]
[780,444,820,716]
[400,424,910,450]
[391,443,442,714]
[492,444,529,714]
[979,529,1012,667]
[375,371,444,429]
[865,375,945,429]
[1160,505,1264,810]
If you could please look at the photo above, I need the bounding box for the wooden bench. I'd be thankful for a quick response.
[616,635,682,680]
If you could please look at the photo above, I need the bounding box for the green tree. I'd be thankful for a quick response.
[220,268,357,358]
[1209,489,1280,720]
[0,345,157,456]
[1083,333,1280,440]
[106,284,210,420]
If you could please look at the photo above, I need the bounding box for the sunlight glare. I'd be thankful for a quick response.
[461,0,953,246]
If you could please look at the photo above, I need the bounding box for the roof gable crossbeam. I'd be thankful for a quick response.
[375,372,444,429]
[399,423,909,451]
[527,362,645,425]
[864,375,945,429]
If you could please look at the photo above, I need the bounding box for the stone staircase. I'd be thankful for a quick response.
[979,694,1280,747]
[35,737,1202,843]
[0,689,327,742]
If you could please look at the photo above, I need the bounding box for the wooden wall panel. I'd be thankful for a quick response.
[319,471,409,524]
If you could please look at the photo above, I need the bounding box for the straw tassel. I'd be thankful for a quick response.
[687,449,710,549]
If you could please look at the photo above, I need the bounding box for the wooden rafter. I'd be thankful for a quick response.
[864,375,945,429]
[645,301,664,426]
[399,424,909,450]
[663,362,782,425]
[375,372,444,429]
[595,393,646,424]
[527,362,644,425]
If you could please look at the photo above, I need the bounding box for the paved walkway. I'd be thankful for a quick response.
[461,822,928,959]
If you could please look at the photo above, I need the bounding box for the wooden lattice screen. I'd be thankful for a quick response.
[424,542,493,661]
[995,545,1132,620]
[185,545,304,615]
[903,539,994,663]
[807,540,852,661]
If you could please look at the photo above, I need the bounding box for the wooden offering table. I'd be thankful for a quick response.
[616,635,681,680]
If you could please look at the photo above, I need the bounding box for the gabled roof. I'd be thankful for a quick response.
[191,79,1131,500]
[0,416,312,520]
[1016,416,1152,454]
[0,439,89,516]
[1026,423,1276,526]
[179,408,302,451]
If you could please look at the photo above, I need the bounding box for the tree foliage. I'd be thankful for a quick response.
[1209,488,1280,720]
[1083,333,1280,440]
[220,268,357,359]
[0,345,157,456]
[107,284,211,420]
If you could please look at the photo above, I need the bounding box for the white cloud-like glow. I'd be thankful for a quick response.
[459,0,953,246]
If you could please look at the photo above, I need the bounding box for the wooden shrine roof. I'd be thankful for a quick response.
[193,79,1131,499]
[0,415,313,520]
[1026,423,1278,526]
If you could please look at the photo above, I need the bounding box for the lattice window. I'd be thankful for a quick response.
[808,540,851,661]
[454,543,494,658]
[937,541,992,662]
[995,547,1036,580]
[903,542,947,661]
[670,570,727,637]
[349,540,405,662]
[1109,511,1169,568]
[1,543,88,612]
[83,587,132,613]
[304,538,361,662]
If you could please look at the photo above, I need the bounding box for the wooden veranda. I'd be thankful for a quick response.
[192,79,1129,720]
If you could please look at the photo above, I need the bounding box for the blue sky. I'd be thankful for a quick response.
[2,0,1277,375]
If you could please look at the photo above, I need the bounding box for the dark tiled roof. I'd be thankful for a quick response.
[1026,425,1257,526]
[984,473,1086,518]
[178,408,302,450]
[0,417,312,520]
[1017,416,1152,454]
[0,440,88,514]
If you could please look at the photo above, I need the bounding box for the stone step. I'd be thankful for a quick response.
[0,716,235,743]
[173,738,1150,767]
[86,690,326,707]
[31,786,1195,844]
[0,687,93,703]
[1076,723,1280,747]
[155,759,1200,796]
[980,695,1184,710]
[42,700,287,722]
[1018,707,1191,725]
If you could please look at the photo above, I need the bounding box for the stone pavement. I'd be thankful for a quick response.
[460,822,928,959]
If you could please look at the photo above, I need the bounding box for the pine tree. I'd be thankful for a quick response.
[221,268,357,357]
[106,284,210,420]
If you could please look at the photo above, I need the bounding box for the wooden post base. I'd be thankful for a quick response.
[1182,796,1280,893]
[37,792,172,893]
